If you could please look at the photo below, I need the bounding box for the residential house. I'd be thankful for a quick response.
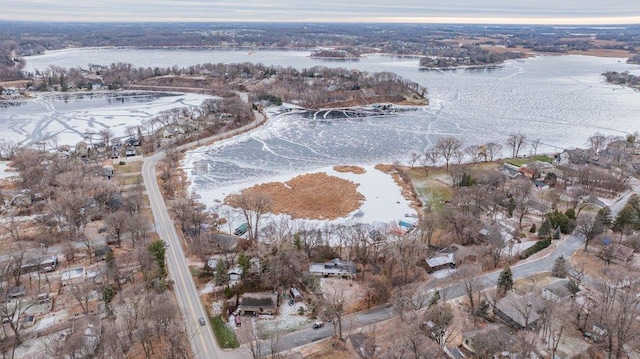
[1,87,20,100]
[40,256,58,273]
[58,145,71,160]
[495,292,544,329]
[425,253,456,273]
[65,314,101,357]
[533,180,549,190]
[125,137,140,147]
[347,332,379,358]
[613,244,634,262]
[94,246,112,261]
[7,285,25,299]
[309,258,356,278]
[162,125,185,138]
[502,163,521,179]
[518,166,538,179]
[542,279,576,303]
[461,325,519,355]
[61,267,86,286]
[239,292,279,316]
[75,141,89,157]
[11,192,32,207]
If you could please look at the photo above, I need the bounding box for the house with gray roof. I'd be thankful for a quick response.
[309,258,356,278]
[542,279,576,303]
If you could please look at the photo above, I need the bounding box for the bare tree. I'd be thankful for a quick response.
[464,145,483,163]
[575,214,604,251]
[227,191,272,241]
[421,147,439,176]
[455,263,482,317]
[320,281,348,341]
[409,151,422,168]
[423,303,456,347]
[588,132,609,154]
[506,132,527,158]
[484,142,503,162]
[530,138,542,156]
[434,136,463,170]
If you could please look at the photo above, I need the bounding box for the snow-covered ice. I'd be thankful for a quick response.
[0,161,17,180]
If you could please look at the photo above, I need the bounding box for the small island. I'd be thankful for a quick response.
[603,71,640,90]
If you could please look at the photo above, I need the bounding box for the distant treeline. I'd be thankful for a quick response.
[2,22,640,81]
[419,45,525,68]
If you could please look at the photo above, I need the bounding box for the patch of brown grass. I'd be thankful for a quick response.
[238,172,364,220]
[333,165,365,174]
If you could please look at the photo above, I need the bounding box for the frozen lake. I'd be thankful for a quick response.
[12,48,640,223]
[0,91,211,146]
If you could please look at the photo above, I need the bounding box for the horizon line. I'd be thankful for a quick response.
[1,16,640,27]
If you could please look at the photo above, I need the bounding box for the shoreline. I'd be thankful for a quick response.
[23,45,636,64]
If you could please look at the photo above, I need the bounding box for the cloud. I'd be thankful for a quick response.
[2,0,639,24]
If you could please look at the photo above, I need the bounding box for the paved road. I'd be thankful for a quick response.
[143,153,226,359]
[141,113,266,359]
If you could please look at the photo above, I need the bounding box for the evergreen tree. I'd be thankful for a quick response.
[497,265,513,294]
[596,206,612,228]
[551,255,568,278]
[238,251,251,275]
[538,219,552,238]
[215,260,229,286]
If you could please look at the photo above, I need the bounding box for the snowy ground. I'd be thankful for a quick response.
[0,161,17,180]
[257,301,311,337]
[431,268,457,279]
[502,240,538,256]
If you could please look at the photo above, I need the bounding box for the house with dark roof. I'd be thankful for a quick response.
[239,293,279,316]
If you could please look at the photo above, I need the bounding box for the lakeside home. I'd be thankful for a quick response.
[309,258,356,278]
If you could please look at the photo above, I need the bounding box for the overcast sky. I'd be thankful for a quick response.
[2,0,639,25]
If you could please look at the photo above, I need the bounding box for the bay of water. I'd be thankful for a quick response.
[17,48,640,190]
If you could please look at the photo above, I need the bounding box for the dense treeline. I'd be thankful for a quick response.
[603,71,640,90]
[28,61,427,109]
[419,44,525,68]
